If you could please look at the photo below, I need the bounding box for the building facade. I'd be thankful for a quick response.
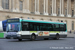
[0,0,75,32]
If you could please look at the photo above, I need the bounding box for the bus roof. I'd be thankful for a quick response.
[7,18,66,24]
[20,19,66,24]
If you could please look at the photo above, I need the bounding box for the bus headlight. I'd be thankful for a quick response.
[17,32,21,37]
[17,34,21,37]
[17,32,21,34]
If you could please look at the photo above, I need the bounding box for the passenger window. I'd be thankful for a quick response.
[22,22,28,31]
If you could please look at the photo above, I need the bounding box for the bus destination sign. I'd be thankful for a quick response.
[7,19,19,23]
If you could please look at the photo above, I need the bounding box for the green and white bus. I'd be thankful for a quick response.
[6,18,67,41]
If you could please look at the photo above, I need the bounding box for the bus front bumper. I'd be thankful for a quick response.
[6,35,21,39]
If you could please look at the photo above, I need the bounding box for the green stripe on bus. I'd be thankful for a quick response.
[30,31,37,33]
[0,33,4,38]
[50,31,60,33]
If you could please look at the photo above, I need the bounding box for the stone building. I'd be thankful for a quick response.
[0,0,75,32]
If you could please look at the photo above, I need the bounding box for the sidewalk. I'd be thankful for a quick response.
[67,33,75,38]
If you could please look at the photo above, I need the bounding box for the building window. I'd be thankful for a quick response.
[2,0,9,9]
[72,10,74,17]
[72,21,74,30]
[19,1,23,11]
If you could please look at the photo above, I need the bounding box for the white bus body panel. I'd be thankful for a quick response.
[0,21,3,31]
[20,31,67,36]
[21,31,30,35]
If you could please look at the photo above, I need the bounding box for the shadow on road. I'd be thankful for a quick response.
[7,38,66,42]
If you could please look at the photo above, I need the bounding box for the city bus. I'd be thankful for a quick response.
[6,18,67,41]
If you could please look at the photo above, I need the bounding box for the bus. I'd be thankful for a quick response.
[6,18,67,41]
[2,20,7,31]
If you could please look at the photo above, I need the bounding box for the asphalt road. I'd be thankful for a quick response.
[0,38,75,50]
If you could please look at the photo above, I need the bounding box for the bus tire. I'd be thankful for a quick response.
[53,34,60,40]
[55,34,60,40]
[31,35,36,41]
[18,39,22,41]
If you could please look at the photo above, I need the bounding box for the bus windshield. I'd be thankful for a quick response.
[7,23,20,32]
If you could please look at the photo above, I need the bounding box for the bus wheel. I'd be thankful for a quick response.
[53,35,60,40]
[31,35,36,41]
[18,39,22,41]
[55,35,60,40]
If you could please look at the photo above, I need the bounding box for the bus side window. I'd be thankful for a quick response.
[22,22,28,31]
[42,24,47,31]
[39,24,43,31]
[64,24,66,31]
[52,24,55,31]
[60,24,66,31]
[49,24,53,31]
[54,24,60,31]
[29,23,34,31]
[34,23,37,31]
